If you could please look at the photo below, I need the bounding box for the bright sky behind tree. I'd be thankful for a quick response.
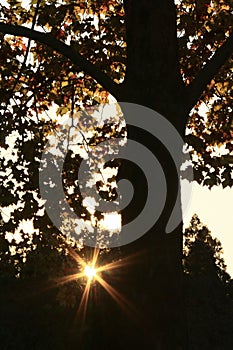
[183,181,233,276]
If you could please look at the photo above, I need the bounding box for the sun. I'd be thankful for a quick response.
[84,265,97,280]
[53,246,137,325]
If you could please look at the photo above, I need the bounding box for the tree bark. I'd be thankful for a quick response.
[108,2,189,348]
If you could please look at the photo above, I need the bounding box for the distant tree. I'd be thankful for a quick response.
[183,214,233,349]
[184,214,231,283]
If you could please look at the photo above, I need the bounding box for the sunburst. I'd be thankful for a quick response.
[54,246,139,324]
[84,265,97,280]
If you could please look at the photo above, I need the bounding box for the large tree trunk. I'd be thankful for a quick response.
[123,0,187,128]
[103,1,189,348]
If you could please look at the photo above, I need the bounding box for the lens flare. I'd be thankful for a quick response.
[84,265,97,280]
[52,246,141,327]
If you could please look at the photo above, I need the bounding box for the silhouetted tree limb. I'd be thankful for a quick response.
[0,23,121,98]
[187,28,233,109]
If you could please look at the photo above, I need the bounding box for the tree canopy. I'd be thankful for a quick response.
[0,0,233,349]
[0,0,232,275]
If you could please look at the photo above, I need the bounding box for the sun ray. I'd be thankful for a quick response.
[54,272,85,286]
[77,281,92,325]
[67,246,87,268]
[92,247,100,266]
[66,247,100,326]
[96,251,143,273]
[95,274,135,317]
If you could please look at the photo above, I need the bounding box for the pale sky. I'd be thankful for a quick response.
[182,180,233,277]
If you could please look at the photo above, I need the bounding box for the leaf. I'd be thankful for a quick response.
[185,134,206,153]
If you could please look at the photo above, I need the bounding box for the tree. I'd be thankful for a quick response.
[183,214,232,287]
[0,1,233,348]
[183,215,233,349]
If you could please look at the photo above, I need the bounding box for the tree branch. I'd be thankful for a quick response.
[0,23,121,98]
[187,30,233,109]
[3,1,41,114]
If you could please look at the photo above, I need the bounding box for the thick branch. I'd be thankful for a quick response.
[0,23,120,98]
[187,29,233,109]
